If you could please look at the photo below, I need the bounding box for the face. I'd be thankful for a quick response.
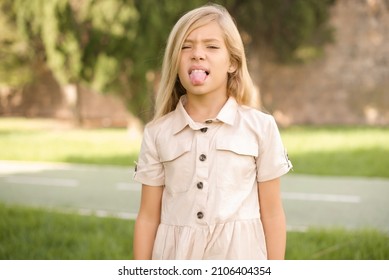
[178,20,235,99]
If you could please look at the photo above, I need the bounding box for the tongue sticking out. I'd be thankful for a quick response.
[189,70,207,85]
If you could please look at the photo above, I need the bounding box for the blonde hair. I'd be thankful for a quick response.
[154,3,256,120]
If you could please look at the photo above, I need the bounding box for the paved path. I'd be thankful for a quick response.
[1,160,388,232]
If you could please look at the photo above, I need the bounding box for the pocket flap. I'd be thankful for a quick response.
[216,138,258,157]
[159,141,192,162]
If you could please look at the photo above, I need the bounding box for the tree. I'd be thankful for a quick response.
[5,0,139,123]
[225,0,336,63]
[0,0,33,87]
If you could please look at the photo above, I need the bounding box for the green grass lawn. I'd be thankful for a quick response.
[0,118,388,177]
[0,118,141,166]
[0,203,134,260]
[282,126,389,178]
[1,203,388,260]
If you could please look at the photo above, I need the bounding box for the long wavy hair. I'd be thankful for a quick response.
[153,3,256,120]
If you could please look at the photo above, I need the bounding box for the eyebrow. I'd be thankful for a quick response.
[183,38,222,44]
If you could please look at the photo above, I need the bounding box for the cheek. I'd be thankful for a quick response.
[178,67,190,84]
[177,59,186,79]
[177,69,186,83]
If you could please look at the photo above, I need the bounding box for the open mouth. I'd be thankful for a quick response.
[189,69,210,75]
[189,69,209,85]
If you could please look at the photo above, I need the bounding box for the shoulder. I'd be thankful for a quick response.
[144,111,175,135]
[237,105,277,130]
[140,112,177,147]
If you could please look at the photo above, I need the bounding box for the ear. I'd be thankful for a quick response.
[228,60,238,73]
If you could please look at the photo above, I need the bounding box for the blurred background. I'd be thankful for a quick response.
[0,0,388,260]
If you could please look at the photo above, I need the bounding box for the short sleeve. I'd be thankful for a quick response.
[256,116,292,182]
[133,124,164,186]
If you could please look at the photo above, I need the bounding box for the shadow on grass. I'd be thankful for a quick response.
[289,147,389,178]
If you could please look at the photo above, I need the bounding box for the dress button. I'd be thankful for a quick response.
[197,182,203,189]
[199,154,207,161]
[205,120,213,124]
[197,212,204,219]
[200,127,208,133]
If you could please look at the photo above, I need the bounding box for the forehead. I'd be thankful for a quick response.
[184,20,225,42]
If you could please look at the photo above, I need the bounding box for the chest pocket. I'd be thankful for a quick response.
[159,140,193,194]
[215,138,258,190]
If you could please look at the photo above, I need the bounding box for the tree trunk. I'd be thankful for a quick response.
[63,83,83,126]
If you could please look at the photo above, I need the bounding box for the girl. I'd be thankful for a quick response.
[133,3,292,260]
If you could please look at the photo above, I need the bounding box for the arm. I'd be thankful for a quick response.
[133,184,163,260]
[257,178,286,260]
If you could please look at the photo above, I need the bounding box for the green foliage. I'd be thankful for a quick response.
[78,0,139,91]
[0,0,33,86]
[222,0,335,62]
[10,0,139,89]
[41,0,81,83]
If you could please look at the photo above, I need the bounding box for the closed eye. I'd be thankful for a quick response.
[207,45,220,49]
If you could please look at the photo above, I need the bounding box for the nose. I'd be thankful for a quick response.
[191,46,205,61]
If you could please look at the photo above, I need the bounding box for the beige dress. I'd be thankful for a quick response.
[134,95,292,259]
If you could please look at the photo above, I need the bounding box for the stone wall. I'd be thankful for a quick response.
[0,70,63,118]
[257,0,389,126]
[0,69,132,128]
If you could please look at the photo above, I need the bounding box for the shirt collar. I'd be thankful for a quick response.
[215,96,238,126]
[172,95,194,134]
[172,95,238,134]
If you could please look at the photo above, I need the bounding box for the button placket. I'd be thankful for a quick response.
[194,124,210,224]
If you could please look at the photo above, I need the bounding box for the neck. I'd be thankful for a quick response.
[184,93,228,122]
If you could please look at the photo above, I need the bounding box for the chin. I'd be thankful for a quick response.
[187,91,208,96]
